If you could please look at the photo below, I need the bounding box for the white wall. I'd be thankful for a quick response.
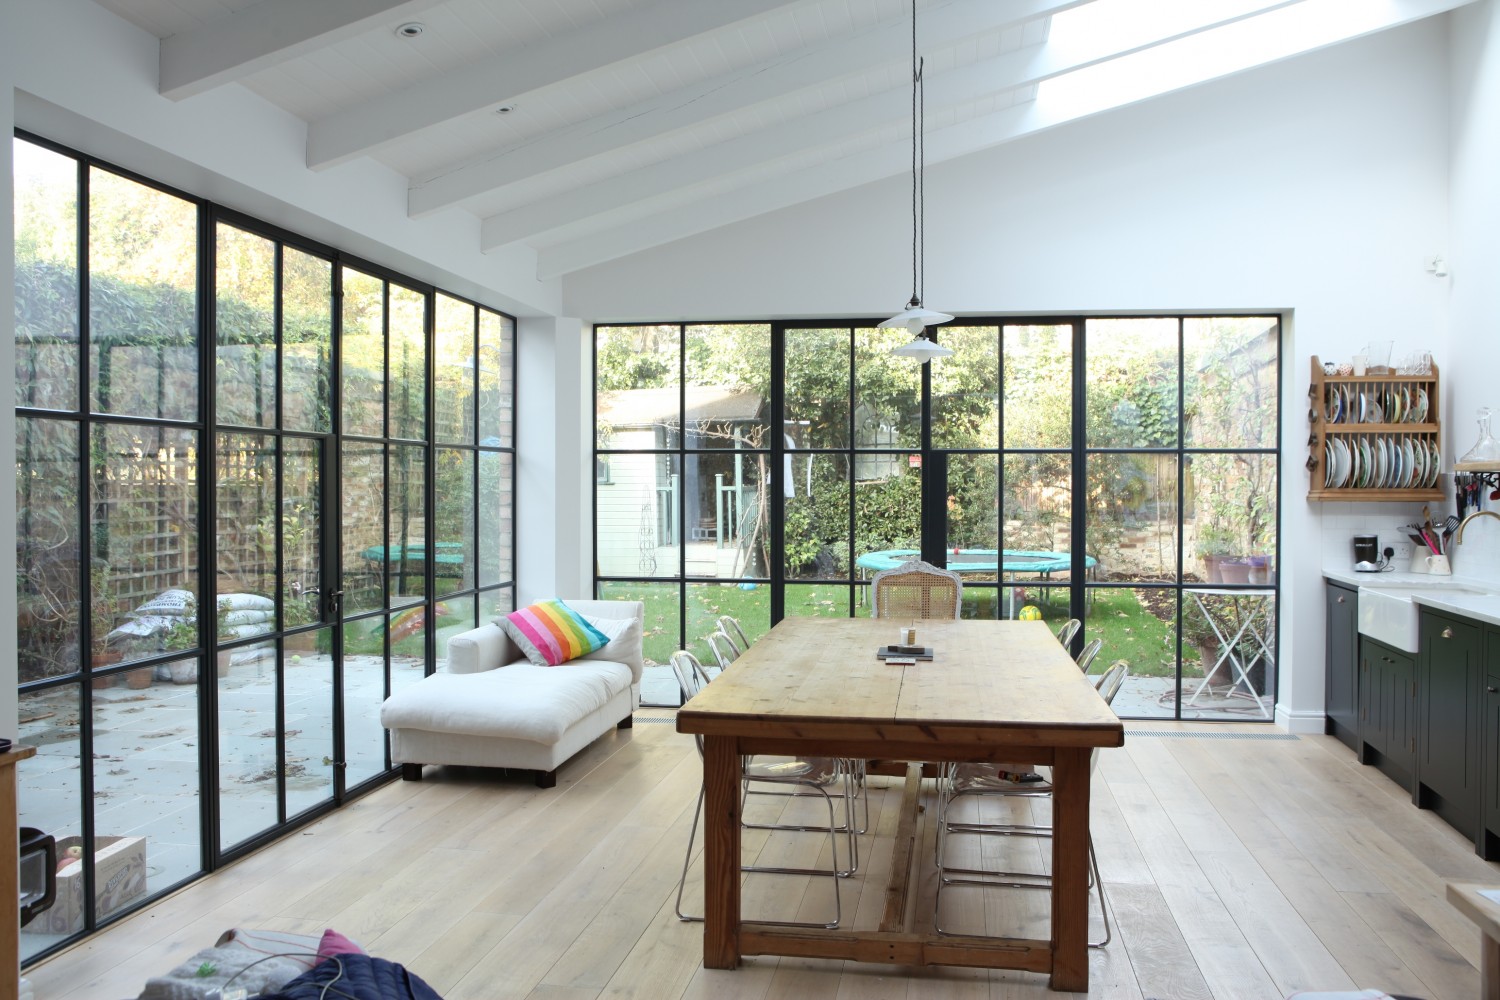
[1447,0,1500,580]
[562,21,1459,730]
[0,42,17,740]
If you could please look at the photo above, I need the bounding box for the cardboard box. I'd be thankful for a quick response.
[37,835,148,934]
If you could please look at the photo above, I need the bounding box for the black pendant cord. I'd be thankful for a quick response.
[908,0,921,312]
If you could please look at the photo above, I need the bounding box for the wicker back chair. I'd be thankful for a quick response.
[870,558,962,620]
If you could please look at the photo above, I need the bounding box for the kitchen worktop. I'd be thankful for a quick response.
[1323,568,1500,627]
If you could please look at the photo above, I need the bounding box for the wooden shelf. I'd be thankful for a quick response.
[1308,355,1443,502]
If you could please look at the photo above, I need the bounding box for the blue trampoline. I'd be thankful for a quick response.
[855,549,1096,577]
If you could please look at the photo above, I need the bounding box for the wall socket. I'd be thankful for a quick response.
[1391,541,1415,564]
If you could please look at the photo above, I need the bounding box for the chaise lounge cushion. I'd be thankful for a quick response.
[379,656,632,745]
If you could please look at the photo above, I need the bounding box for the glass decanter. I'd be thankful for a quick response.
[1459,407,1500,464]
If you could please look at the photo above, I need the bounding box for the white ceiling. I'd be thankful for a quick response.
[93,0,1474,278]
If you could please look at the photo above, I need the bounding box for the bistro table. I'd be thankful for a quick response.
[675,617,1124,992]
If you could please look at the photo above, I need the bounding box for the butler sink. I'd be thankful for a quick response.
[1358,583,1490,653]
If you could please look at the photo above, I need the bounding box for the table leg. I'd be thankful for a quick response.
[1049,747,1091,992]
[702,736,742,969]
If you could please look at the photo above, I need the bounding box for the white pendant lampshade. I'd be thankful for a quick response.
[879,306,955,336]
[890,332,954,361]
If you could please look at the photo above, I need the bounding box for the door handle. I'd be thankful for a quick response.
[323,589,344,618]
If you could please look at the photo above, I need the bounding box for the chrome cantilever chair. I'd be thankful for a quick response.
[705,629,740,671]
[870,558,962,620]
[1074,637,1103,676]
[1055,618,1082,647]
[717,615,752,652]
[671,651,852,928]
[933,661,1128,946]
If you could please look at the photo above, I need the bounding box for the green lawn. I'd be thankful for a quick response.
[598,579,1211,679]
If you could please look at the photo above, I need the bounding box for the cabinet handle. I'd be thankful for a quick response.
[1337,595,1346,604]
[1489,686,1498,694]
[1441,627,1453,639]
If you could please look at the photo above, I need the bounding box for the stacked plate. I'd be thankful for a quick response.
[1323,435,1440,489]
[1324,384,1431,425]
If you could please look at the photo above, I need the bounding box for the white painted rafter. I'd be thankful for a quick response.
[408,0,1095,218]
[534,0,1477,277]
[159,0,442,100]
[480,0,1308,249]
[306,0,804,170]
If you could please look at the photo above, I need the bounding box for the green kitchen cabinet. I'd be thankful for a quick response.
[1325,581,1360,750]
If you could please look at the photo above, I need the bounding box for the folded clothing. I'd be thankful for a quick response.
[259,953,443,1000]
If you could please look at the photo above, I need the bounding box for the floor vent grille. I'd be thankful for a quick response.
[633,715,678,725]
[1125,728,1298,741]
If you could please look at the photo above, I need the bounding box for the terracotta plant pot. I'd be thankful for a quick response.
[91,650,123,689]
[124,668,153,690]
[1219,558,1252,585]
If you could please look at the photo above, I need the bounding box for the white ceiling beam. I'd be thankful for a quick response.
[307,0,803,170]
[410,0,1095,218]
[159,0,441,100]
[536,0,1475,278]
[483,0,1306,248]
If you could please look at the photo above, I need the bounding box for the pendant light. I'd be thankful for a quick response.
[882,0,953,361]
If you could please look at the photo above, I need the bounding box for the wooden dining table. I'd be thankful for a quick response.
[675,616,1124,992]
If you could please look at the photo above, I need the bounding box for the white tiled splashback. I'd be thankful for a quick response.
[1318,489,1500,587]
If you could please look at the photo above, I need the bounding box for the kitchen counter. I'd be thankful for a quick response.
[1322,568,1500,627]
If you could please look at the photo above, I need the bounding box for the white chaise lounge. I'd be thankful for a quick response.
[379,599,645,788]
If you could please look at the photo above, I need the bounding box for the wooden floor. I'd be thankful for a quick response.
[27,717,1500,999]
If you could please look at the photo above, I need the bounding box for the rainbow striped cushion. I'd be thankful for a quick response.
[500,599,610,667]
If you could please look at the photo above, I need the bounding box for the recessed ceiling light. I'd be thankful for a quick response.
[395,22,425,38]
[494,103,517,115]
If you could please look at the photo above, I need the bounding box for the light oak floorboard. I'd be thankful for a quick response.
[26,721,1500,999]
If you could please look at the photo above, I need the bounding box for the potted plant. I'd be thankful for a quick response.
[1194,525,1236,584]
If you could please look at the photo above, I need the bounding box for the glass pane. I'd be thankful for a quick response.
[215,223,276,428]
[853,461,920,573]
[1181,589,1276,720]
[1086,586,1179,718]
[433,595,477,674]
[785,454,849,581]
[597,581,679,706]
[1004,324,1074,449]
[855,326,921,450]
[215,433,276,629]
[596,324,680,450]
[483,586,515,619]
[946,453,999,555]
[90,424,199,668]
[388,443,426,607]
[434,447,475,595]
[283,439,322,630]
[478,451,513,587]
[219,639,278,848]
[343,636,388,787]
[1085,318,1179,449]
[1184,317,1279,450]
[18,686,83,954]
[686,581,768,664]
[17,417,81,682]
[282,247,332,434]
[684,451,765,577]
[783,583,852,619]
[88,167,198,421]
[1002,452,1076,564]
[1086,453,1179,584]
[388,283,426,440]
[14,138,79,411]
[93,670,202,899]
[596,454,681,578]
[960,584,1001,620]
[341,268,384,437]
[785,328,849,449]
[341,442,385,618]
[932,326,999,450]
[1187,452,1278,583]
[434,293,475,445]
[286,627,335,817]
[477,309,512,447]
[685,324,769,450]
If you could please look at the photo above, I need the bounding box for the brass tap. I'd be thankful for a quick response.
[1453,509,1500,546]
